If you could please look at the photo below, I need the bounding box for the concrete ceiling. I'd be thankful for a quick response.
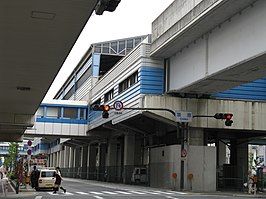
[0,0,99,141]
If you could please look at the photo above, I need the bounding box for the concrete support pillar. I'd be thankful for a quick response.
[189,128,204,146]
[81,145,88,179]
[69,147,74,168]
[88,144,97,180]
[63,146,69,168]
[106,139,118,182]
[123,134,135,183]
[59,150,64,168]
[97,144,107,181]
[218,140,227,167]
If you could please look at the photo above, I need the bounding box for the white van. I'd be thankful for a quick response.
[36,168,56,190]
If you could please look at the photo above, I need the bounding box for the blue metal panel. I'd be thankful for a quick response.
[212,77,266,101]
[36,118,87,124]
[139,67,164,94]
[92,53,101,77]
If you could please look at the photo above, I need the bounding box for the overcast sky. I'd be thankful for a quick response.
[44,0,174,101]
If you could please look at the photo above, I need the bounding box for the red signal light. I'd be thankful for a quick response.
[104,105,110,111]
[226,114,232,119]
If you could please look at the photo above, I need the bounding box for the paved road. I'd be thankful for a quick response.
[1,178,263,199]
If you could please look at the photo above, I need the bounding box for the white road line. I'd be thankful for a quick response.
[154,191,175,194]
[64,192,74,195]
[141,191,161,195]
[90,191,104,195]
[166,196,180,199]
[48,192,59,195]
[102,191,118,194]
[115,191,133,194]
[94,196,104,199]
[169,191,187,195]
[35,196,42,199]
[128,191,147,194]
[76,191,89,195]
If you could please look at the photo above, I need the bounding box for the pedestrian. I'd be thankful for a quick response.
[30,166,39,188]
[53,167,66,194]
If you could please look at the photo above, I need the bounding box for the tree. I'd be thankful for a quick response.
[4,142,18,179]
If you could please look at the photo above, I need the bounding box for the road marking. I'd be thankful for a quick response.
[141,191,161,195]
[94,196,104,199]
[90,191,104,195]
[102,191,118,194]
[169,191,187,194]
[154,191,175,194]
[76,191,89,195]
[166,196,180,199]
[128,191,147,194]
[48,192,59,195]
[64,192,74,195]
[115,191,133,194]
[35,196,42,199]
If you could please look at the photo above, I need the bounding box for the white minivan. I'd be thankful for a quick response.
[36,168,56,190]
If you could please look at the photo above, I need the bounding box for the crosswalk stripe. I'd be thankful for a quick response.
[169,191,187,195]
[64,192,74,195]
[128,191,147,194]
[102,191,118,194]
[48,192,59,195]
[90,191,104,195]
[115,191,133,194]
[154,191,174,194]
[76,191,89,195]
[141,191,161,195]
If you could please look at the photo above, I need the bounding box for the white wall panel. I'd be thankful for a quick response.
[62,123,70,136]
[53,123,62,135]
[70,124,79,135]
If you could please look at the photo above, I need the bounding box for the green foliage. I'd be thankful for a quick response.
[4,142,18,176]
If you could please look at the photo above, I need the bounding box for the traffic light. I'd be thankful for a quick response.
[102,105,110,118]
[91,104,110,118]
[214,113,233,126]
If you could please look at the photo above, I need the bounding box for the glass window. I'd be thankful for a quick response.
[111,42,117,54]
[94,44,101,53]
[63,107,78,119]
[102,43,109,54]
[118,41,125,55]
[118,71,138,93]
[36,107,44,118]
[104,89,114,103]
[80,108,86,120]
[134,37,141,46]
[41,171,55,177]
[46,107,60,118]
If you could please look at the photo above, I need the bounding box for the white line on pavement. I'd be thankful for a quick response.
[76,191,89,195]
[94,196,104,199]
[35,196,42,199]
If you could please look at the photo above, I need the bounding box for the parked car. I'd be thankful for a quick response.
[131,167,148,183]
[36,168,56,191]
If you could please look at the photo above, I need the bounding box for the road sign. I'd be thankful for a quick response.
[175,111,192,122]
[113,101,123,111]
[27,149,32,155]
[27,140,32,146]
[181,149,187,158]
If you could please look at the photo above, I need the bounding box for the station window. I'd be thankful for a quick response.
[46,107,60,118]
[36,107,44,118]
[63,107,78,119]
[118,71,138,93]
[80,108,86,120]
[104,89,114,103]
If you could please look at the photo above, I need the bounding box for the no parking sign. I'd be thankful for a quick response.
[113,101,123,111]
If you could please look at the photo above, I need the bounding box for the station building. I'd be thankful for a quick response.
[29,0,266,192]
